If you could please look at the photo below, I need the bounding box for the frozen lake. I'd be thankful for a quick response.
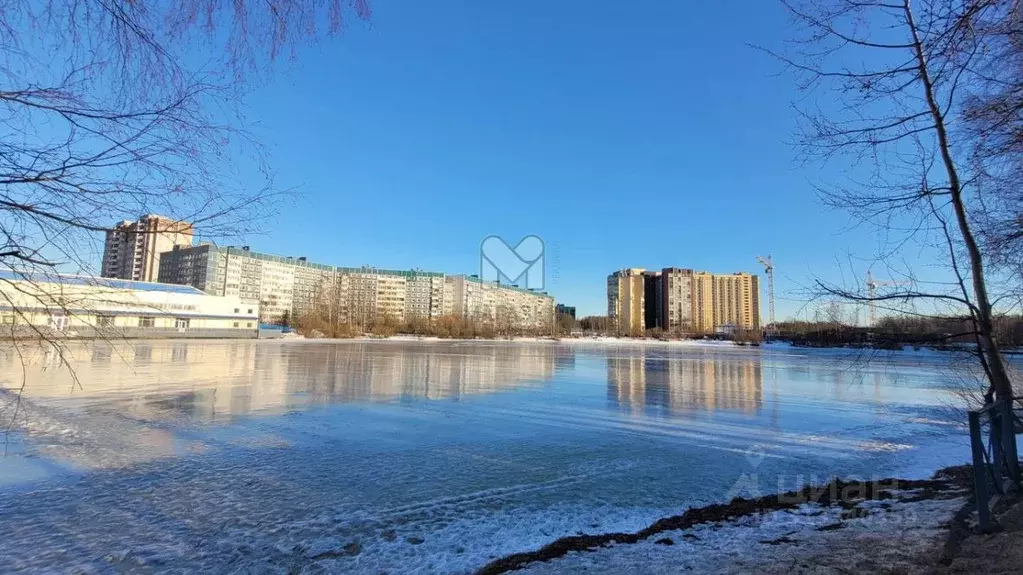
[0,339,981,573]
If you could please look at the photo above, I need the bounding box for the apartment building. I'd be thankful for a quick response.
[445,275,554,331]
[660,268,694,334]
[406,273,446,319]
[607,266,760,334]
[102,215,193,282]
[692,271,715,333]
[499,282,555,331]
[160,246,540,329]
[292,261,339,319]
[643,270,663,330]
[555,304,576,319]
[160,245,339,323]
[335,269,379,327]
[711,272,760,331]
[607,268,646,334]
[376,273,406,320]
[329,268,444,325]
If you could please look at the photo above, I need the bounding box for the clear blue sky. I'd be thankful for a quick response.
[234,0,885,318]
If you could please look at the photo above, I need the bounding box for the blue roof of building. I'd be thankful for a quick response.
[0,270,206,295]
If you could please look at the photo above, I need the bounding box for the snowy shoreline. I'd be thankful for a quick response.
[475,469,971,575]
[297,334,1022,354]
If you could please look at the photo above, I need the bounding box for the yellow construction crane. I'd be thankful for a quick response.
[756,255,774,328]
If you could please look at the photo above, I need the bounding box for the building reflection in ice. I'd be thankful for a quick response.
[0,340,559,472]
[606,350,764,415]
[0,340,558,422]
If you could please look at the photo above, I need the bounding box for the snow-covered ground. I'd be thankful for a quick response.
[516,490,965,574]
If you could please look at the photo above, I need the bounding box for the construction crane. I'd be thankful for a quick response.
[756,255,775,328]
[865,270,908,328]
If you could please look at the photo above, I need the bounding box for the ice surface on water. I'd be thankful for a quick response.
[0,340,985,573]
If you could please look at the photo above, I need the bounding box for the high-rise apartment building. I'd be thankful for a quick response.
[659,267,694,334]
[102,215,193,282]
[692,271,715,333]
[158,245,328,323]
[607,268,646,334]
[711,272,760,331]
[643,270,663,330]
[607,266,760,335]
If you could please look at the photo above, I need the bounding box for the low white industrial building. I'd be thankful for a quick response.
[0,270,259,339]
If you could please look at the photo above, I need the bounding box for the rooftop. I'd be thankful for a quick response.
[169,244,447,277]
[0,270,206,295]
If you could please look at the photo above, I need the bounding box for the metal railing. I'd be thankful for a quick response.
[969,397,1022,531]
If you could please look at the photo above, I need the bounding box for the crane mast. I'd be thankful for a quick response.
[865,270,908,327]
[756,255,775,328]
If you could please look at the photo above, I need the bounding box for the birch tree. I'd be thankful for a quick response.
[776,0,1020,400]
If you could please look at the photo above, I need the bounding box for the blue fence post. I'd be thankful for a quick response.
[1001,399,1020,485]
[970,410,992,532]
[991,407,1004,491]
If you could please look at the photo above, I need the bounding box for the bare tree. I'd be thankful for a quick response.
[0,1,370,276]
[556,312,577,337]
[0,1,370,430]
[773,0,1020,400]
[961,3,1023,275]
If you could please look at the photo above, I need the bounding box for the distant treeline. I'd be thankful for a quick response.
[773,315,1023,349]
[292,312,555,339]
[575,315,763,343]
[578,316,609,332]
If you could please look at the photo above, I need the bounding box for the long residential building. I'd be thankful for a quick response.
[608,267,760,334]
[445,275,554,331]
[159,245,553,330]
[102,215,193,282]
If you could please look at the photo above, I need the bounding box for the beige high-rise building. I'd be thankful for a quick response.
[607,268,646,335]
[102,215,193,282]
[607,267,760,334]
[691,271,715,333]
[711,272,760,331]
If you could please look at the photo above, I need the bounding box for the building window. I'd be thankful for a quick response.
[139,316,155,328]
[96,315,115,327]
[247,308,253,314]
[233,322,240,328]
[234,308,240,313]
[174,318,190,329]
[246,322,253,328]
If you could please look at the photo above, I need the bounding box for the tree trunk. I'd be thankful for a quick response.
[905,0,1014,400]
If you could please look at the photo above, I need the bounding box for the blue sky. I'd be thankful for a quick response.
[234,0,886,318]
